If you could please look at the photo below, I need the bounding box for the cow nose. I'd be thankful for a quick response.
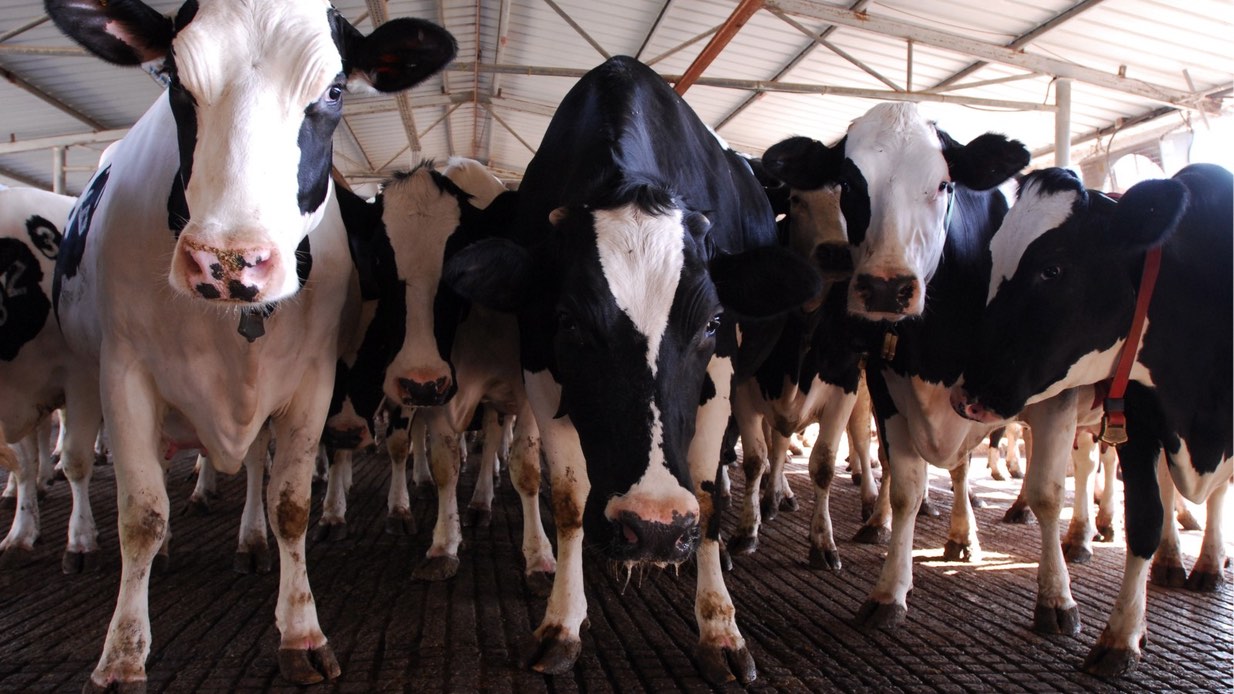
[813,242,854,278]
[178,241,279,302]
[951,386,997,423]
[397,375,454,406]
[853,273,917,315]
[610,510,699,563]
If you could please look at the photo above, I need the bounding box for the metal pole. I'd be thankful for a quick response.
[52,146,65,194]
[1054,78,1072,168]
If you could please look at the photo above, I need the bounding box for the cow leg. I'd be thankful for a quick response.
[235,431,272,575]
[521,373,589,676]
[410,413,434,499]
[35,417,55,498]
[760,432,792,522]
[1002,423,1036,524]
[1185,479,1229,591]
[413,414,463,581]
[917,473,940,517]
[987,426,1009,481]
[1020,390,1081,636]
[1094,444,1119,541]
[466,407,501,528]
[508,403,555,597]
[186,454,218,515]
[854,460,892,544]
[846,387,878,518]
[498,412,515,473]
[315,449,351,542]
[88,366,168,690]
[0,472,14,509]
[383,415,416,537]
[1063,431,1099,563]
[62,371,103,574]
[0,434,41,567]
[268,385,339,686]
[730,388,767,555]
[943,458,980,562]
[1149,457,1186,588]
[808,390,856,570]
[1084,443,1164,677]
[856,416,923,629]
[1174,495,1202,531]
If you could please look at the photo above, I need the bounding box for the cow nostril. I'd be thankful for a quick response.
[435,377,449,393]
[897,283,914,304]
[622,523,639,546]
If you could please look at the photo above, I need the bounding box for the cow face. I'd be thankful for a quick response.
[46,0,455,305]
[763,103,1028,321]
[446,184,820,564]
[378,161,514,407]
[953,168,1189,422]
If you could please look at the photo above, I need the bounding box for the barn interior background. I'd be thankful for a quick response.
[1,0,1231,199]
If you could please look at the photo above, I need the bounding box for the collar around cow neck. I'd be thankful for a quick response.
[1098,246,1163,446]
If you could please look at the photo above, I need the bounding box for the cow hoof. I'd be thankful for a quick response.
[412,555,460,582]
[82,678,147,693]
[1184,569,1225,592]
[1002,504,1035,524]
[465,507,492,529]
[412,482,435,500]
[0,496,14,510]
[0,546,36,570]
[696,643,757,685]
[1010,467,1024,480]
[94,453,110,467]
[917,500,939,518]
[728,535,758,556]
[278,644,341,685]
[860,501,876,522]
[1097,525,1116,543]
[520,630,582,675]
[989,468,1007,482]
[1082,643,1139,678]
[760,497,779,523]
[384,512,417,536]
[1032,603,1081,636]
[62,550,100,574]
[1177,509,1202,532]
[854,599,906,630]
[1063,543,1092,564]
[313,521,348,543]
[852,524,890,545]
[719,544,733,572]
[233,548,272,575]
[1149,563,1186,588]
[943,541,974,562]
[152,552,172,574]
[969,494,987,509]
[526,570,554,598]
[808,546,842,571]
[779,496,799,513]
[184,497,212,516]
[850,471,862,486]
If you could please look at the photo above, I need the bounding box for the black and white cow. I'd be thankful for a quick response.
[761,102,1030,627]
[45,0,455,687]
[0,187,100,569]
[953,164,1232,675]
[445,56,820,684]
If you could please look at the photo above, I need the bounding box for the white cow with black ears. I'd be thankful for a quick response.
[44,0,455,689]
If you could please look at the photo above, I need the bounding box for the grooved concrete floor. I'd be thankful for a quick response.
[0,440,1229,692]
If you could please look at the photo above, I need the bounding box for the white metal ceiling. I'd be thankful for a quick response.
[1,0,1230,197]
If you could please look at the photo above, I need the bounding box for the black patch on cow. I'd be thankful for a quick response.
[296,77,343,215]
[53,165,110,320]
[0,238,50,361]
[25,215,62,260]
[699,372,716,406]
[166,52,197,238]
[295,236,313,288]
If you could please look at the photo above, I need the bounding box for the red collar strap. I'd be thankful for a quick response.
[1100,246,1163,445]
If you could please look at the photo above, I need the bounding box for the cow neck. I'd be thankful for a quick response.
[1099,246,1163,446]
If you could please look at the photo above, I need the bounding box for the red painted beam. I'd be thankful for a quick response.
[674,0,764,96]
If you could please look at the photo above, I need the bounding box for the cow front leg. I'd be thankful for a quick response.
[508,405,555,596]
[409,413,434,499]
[1094,444,1119,541]
[1149,456,1186,588]
[466,407,501,528]
[315,449,352,542]
[808,391,856,570]
[846,385,879,518]
[235,429,272,575]
[185,454,218,515]
[1185,479,1228,591]
[62,371,103,574]
[760,432,793,521]
[1020,391,1081,636]
[1063,431,1099,563]
[383,417,416,537]
[412,415,462,581]
[943,459,980,562]
[856,416,922,629]
[268,402,338,685]
[730,388,766,555]
[0,434,41,567]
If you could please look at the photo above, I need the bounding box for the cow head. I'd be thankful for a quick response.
[46,0,456,305]
[952,167,1191,422]
[763,103,1028,321]
[378,159,516,407]
[445,180,820,564]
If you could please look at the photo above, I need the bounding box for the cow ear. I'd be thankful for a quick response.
[1107,179,1189,250]
[711,246,822,318]
[763,136,843,190]
[443,238,532,312]
[344,18,457,93]
[45,0,174,66]
[943,132,1030,191]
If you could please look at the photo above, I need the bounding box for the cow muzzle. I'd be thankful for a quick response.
[950,386,1004,424]
[174,238,285,303]
[393,371,456,407]
[850,272,921,320]
[603,486,701,564]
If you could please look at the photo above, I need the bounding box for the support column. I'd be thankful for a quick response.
[52,146,66,194]
[1054,78,1072,169]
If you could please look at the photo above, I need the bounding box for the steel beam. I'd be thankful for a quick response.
[674,0,763,95]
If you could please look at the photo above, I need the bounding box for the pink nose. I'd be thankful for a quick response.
[950,387,999,423]
[179,242,279,302]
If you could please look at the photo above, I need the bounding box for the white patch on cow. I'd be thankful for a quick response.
[987,183,1078,304]
[1166,449,1232,504]
[844,102,950,289]
[1025,318,1158,408]
[603,402,697,524]
[443,157,508,210]
[594,205,685,377]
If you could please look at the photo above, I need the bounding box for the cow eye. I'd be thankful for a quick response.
[557,311,578,334]
[325,84,344,104]
[1040,265,1062,280]
[938,181,954,193]
[704,314,722,337]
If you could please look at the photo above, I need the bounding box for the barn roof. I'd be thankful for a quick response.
[1,0,1230,198]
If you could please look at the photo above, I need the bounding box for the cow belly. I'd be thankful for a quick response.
[1168,451,1232,504]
